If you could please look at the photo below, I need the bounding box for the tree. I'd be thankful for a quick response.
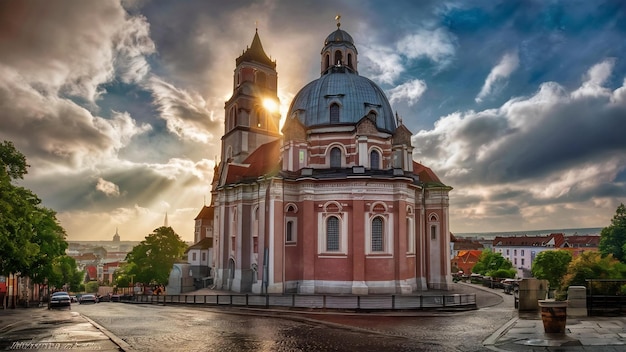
[599,203,626,262]
[531,250,572,291]
[0,140,29,180]
[121,227,187,286]
[561,251,626,289]
[47,256,84,292]
[0,140,68,281]
[471,250,516,278]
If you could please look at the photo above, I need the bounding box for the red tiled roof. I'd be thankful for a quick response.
[493,233,566,247]
[224,140,281,184]
[412,161,443,184]
[457,250,482,263]
[194,205,214,220]
[564,235,600,247]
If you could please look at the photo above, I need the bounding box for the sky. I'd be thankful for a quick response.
[1,0,625,242]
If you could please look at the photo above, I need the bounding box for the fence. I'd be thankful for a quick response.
[125,293,477,311]
[586,279,626,316]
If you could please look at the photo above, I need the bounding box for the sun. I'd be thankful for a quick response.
[262,98,278,113]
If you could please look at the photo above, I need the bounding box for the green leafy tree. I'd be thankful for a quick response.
[85,281,100,294]
[47,256,84,292]
[531,250,572,291]
[599,203,626,262]
[122,227,187,285]
[561,251,626,289]
[471,250,516,277]
[0,141,68,281]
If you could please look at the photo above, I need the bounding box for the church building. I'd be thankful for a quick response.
[195,21,453,294]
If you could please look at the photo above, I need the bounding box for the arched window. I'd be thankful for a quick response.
[330,103,340,123]
[371,217,384,252]
[326,216,339,251]
[334,50,343,65]
[330,147,342,168]
[370,150,380,170]
[347,53,353,69]
[324,54,330,71]
[256,108,266,128]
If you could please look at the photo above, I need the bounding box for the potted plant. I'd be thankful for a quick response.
[538,290,568,334]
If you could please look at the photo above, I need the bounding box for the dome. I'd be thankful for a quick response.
[324,29,354,46]
[287,68,396,132]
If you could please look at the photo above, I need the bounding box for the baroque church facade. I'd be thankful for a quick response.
[194,22,452,294]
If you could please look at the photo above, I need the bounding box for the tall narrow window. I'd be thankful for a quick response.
[370,150,380,170]
[371,217,383,252]
[330,103,340,123]
[286,221,293,242]
[324,54,330,71]
[326,216,339,251]
[334,50,343,65]
[330,147,342,168]
[347,53,353,69]
[430,225,437,240]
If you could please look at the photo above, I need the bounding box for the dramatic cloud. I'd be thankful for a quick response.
[147,76,219,143]
[2,1,624,239]
[476,51,520,103]
[96,178,121,197]
[413,59,626,231]
[396,28,457,67]
[388,79,428,106]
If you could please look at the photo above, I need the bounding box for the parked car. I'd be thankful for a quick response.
[79,294,98,304]
[110,294,121,302]
[502,279,519,294]
[48,292,71,310]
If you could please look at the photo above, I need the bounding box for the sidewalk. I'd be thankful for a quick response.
[485,311,626,351]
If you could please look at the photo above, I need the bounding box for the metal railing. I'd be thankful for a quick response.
[124,293,477,311]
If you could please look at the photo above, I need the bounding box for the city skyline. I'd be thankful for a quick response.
[1,1,625,241]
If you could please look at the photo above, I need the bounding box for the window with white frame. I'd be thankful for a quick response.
[285,204,297,244]
[371,216,384,252]
[406,215,415,254]
[330,147,342,168]
[326,216,340,251]
[370,150,380,170]
[430,225,437,240]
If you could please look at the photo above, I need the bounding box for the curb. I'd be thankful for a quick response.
[483,316,518,352]
[80,314,134,352]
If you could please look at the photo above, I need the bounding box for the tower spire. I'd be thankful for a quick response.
[164,212,169,227]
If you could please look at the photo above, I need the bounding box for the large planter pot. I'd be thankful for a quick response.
[538,299,568,333]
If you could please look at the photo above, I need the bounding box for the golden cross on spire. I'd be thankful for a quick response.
[335,14,341,28]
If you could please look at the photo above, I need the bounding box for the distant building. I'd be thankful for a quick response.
[452,250,483,275]
[492,233,599,278]
[186,237,213,289]
[198,23,453,295]
[113,228,120,242]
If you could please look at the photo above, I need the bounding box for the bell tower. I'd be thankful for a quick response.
[221,29,281,165]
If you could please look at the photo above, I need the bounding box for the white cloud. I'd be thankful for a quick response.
[572,58,614,98]
[360,45,405,85]
[396,28,457,66]
[476,51,519,103]
[414,60,626,230]
[147,76,219,143]
[388,79,427,106]
[96,178,121,197]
